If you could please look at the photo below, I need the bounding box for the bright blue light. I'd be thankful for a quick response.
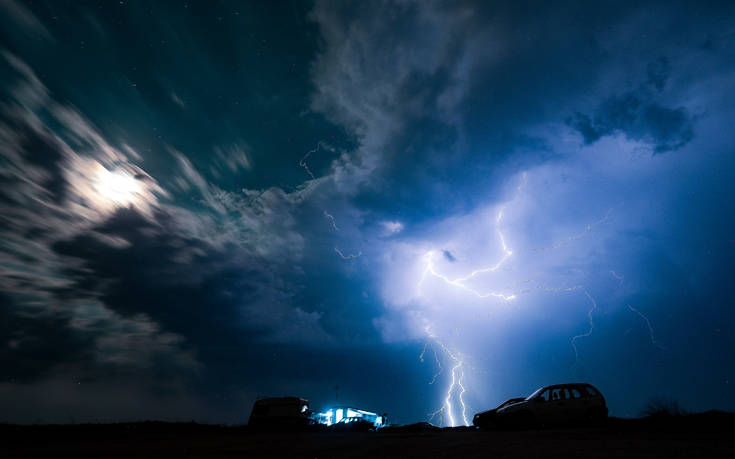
[315,406,385,427]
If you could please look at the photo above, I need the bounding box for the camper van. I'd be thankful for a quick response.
[314,406,385,428]
[248,397,313,428]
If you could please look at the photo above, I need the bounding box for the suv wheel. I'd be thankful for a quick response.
[585,408,606,426]
[517,411,539,429]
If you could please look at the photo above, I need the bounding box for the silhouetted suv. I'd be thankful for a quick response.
[494,383,608,428]
[473,398,526,429]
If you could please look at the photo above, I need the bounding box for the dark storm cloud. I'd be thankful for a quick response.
[2,0,735,424]
[309,1,474,202]
[51,206,330,348]
[646,56,672,92]
[311,1,697,219]
[0,292,91,383]
[567,58,695,154]
[0,46,331,392]
[1,118,67,204]
[310,0,735,416]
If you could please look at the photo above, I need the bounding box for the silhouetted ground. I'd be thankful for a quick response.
[3,412,734,458]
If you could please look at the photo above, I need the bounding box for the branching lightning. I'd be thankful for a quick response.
[419,341,443,385]
[571,290,598,363]
[418,250,517,301]
[298,142,365,261]
[609,271,663,350]
[530,209,612,252]
[627,304,664,350]
[334,247,361,260]
[415,172,615,425]
[298,141,325,181]
[509,283,584,298]
[324,210,340,231]
[424,329,469,427]
[417,174,527,302]
[416,173,608,302]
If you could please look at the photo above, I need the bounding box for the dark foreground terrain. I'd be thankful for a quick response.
[3,412,734,458]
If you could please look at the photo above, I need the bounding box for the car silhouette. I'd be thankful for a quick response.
[491,383,608,428]
[473,397,526,429]
[248,397,314,430]
[327,417,376,432]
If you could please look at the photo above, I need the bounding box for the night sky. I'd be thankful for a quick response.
[1,0,734,425]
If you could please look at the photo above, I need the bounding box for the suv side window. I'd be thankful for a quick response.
[551,387,564,400]
[570,388,582,399]
[562,388,571,400]
[583,386,599,397]
[253,405,269,416]
[537,389,551,402]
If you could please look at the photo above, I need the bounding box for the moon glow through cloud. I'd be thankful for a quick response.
[1,0,734,425]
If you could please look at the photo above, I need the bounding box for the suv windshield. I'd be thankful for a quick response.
[525,387,545,401]
[583,385,599,397]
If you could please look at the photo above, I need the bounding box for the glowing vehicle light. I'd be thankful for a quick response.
[94,168,140,205]
[314,406,384,427]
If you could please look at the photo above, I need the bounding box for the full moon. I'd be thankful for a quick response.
[94,168,141,205]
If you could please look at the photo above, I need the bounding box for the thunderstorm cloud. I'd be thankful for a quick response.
[1,0,734,424]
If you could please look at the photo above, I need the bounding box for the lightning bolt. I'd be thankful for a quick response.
[418,251,517,301]
[416,172,616,423]
[627,304,664,350]
[334,247,361,260]
[419,341,443,385]
[417,174,608,302]
[421,343,444,386]
[298,143,365,260]
[610,271,663,350]
[424,330,469,427]
[417,174,527,302]
[571,290,598,363]
[530,209,612,252]
[298,141,325,181]
[324,210,340,231]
